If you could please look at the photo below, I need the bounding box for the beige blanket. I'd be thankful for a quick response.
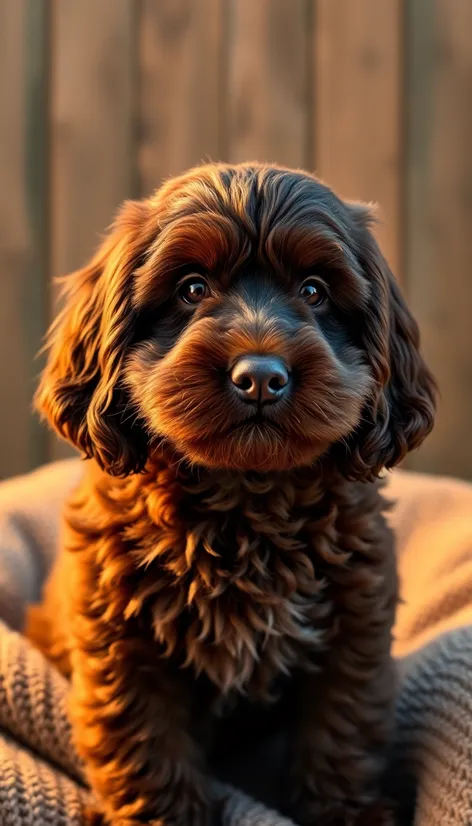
[1,461,472,825]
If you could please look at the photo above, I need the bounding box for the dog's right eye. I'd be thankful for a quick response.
[178,276,210,305]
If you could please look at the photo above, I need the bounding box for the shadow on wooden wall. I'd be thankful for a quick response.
[0,0,471,480]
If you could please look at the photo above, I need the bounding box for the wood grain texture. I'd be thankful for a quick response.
[137,0,223,195]
[0,0,49,477]
[50,0,136,459]
[0,0,471,481]
[405,0,472,477]
[226,0,310,168]
[314,0,402,277]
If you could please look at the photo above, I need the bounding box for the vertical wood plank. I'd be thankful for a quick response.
[226,0,310,169]
[50,0,137,459]
[314,0,402,277]
[406,0,472,479]
[138,0,223,195]
[0,0,49,478]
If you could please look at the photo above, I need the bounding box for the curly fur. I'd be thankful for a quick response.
[28,162,436,826]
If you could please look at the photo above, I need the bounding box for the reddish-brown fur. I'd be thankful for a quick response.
[28,163,436,826]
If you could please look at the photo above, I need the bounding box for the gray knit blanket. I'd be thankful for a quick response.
[1,461,472,826]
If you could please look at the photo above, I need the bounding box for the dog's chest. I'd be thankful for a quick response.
[139,511,330,697]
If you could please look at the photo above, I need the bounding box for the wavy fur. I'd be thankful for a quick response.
[29,163,436,826]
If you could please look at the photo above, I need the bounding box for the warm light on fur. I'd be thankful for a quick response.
[29,163,436,826]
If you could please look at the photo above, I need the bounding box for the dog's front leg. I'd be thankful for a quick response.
[288,571,397,825]
[70,630,211,826]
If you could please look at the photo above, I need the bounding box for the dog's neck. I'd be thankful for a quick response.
[78,451,382,697]
[146,443,332,508]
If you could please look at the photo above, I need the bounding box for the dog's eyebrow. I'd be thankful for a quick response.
[262,223,371,310]
[265,224,364,277]
[132,213,252,308]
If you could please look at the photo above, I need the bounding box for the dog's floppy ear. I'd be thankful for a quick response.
[340,203,437,480]
[36,199,155,476]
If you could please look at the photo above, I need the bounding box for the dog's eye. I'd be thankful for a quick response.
[299,278,327,306]
[178,277,210,305]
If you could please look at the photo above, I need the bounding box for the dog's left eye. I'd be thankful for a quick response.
[178,276,210,305]
[299,278,327,306]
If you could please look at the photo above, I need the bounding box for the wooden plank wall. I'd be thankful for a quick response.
[405,0,472,478]
[315,0,402,278]
[226,0,310,169]
[0,0,49,475]
[1,0,471,480]
[138,0,223,194]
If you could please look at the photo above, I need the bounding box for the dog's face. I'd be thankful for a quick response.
[124,171,376,473]
[37,163,436,478]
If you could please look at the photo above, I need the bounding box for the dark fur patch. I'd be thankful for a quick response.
[29,162,435,825]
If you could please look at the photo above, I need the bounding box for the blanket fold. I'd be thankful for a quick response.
[2,618,472,826]
[0,621,300,826]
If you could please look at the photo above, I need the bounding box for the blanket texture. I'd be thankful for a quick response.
[1,461,472,826]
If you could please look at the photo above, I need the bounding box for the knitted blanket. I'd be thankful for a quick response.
[1,461,472,826]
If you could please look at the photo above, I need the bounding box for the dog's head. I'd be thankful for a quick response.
[36,163,436,478]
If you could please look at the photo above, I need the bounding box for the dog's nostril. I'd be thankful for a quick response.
[236,375,253,392]
[268,374,287,392]
[230,356,290,405]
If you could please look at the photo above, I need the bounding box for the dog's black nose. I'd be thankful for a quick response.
[230,356,290,405]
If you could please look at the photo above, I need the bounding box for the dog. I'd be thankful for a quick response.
[28,163,436,826]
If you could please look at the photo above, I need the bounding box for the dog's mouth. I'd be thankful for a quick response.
[231,413,285,433]
[158,401,330,472]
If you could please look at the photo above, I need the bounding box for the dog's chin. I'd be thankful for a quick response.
[168,422,330,473]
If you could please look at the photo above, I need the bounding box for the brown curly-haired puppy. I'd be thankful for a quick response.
[28,163,436,826]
